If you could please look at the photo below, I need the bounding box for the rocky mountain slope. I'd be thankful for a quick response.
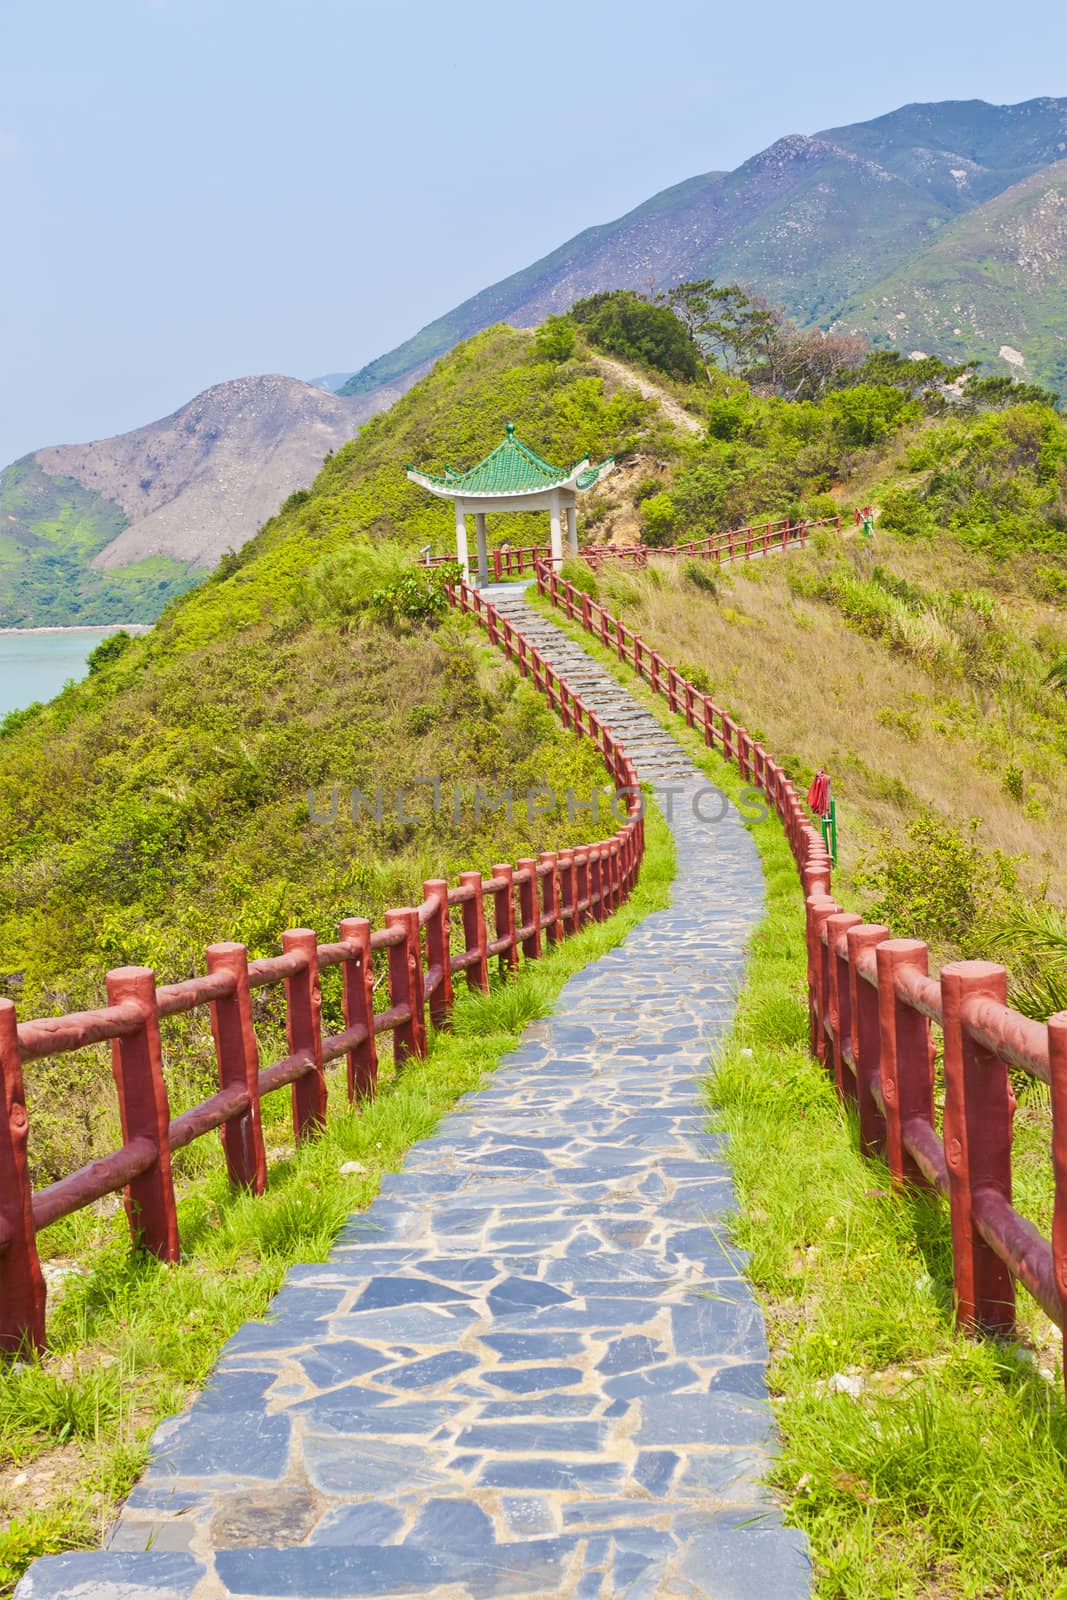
[0,375,382,626]
[839,157,1067,392]
[339,96,1067,403]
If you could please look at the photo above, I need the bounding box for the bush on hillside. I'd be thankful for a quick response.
[308,541,458,627]
[87,630,135,673]
[571,291,701,383]
[683,559,719,596]
[641,492,677,545]
[558,558,599,599]
[534,316,577,362]
[880,404,1067,557]
[855,814,1018,952]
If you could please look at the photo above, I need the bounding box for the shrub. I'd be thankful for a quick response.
[706,396,750,441]
[307,541,457,628]
[683,559,719,596]
[87,630,135,674]
[534,316,576,362]
[641,492,676,546]
[633,475,664,505]
[824,384,915,448]
[855,814,1018,952]
[558,558,599,599]
[679,660,713,693]
[570,291,701,383]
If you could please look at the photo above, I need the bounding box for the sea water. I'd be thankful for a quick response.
[0,627,143,720]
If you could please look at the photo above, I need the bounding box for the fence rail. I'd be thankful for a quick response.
[536,559,1067,1390]
[0,583,644,1354]
[416,511,845,582]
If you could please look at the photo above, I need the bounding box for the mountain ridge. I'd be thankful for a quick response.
[339,95,1067,404]
[0,374,392,625]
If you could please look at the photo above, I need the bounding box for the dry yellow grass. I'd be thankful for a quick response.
[596,535,1067,905]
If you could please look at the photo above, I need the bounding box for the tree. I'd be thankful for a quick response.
[534,316,576,362]
[659,280,779,379]
[658,280,866,397]
[570,291,701,382]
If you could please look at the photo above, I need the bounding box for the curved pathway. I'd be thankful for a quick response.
[18,591,809,1600]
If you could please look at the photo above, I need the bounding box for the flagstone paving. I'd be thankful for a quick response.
[16,589,809,1599]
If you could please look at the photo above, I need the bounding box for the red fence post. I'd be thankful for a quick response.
[702,697,715,749]
[1050,1012,1067,1400]
[516,860,542,960]
[940,960,1016,1336]
[385,908,427,1065]
[826,911,863,1102]
[574,849,590,928]
[491,864,519,976]
[422,880,454,1029]
[0,998,46,1353]
[539,853,562,945]
[206,942,266,1193]
[846,925,890,1157]
[339,916,378,1100]
[875,939,935,1190]
[106,965,179,1260]
[282,929,327,1140]
[588,846,605,922]
[459,872,489,993]
[558,850,578,935]
[805,896,840,1064]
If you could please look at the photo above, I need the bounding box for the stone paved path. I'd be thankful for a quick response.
[17,590,809,1600]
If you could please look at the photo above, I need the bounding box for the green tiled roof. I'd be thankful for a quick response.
[407,423,612,497]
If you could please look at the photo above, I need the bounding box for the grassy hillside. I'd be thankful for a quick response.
[0,456,196,626]
[0,325,674,1176]
[557,365,1067,985]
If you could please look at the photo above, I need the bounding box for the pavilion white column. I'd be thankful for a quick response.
[474,512,489,587]
[565,501,578,556]
[549,493,564,568]
[454,499,470,583]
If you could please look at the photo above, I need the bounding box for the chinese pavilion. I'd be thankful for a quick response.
[406,423,614,584]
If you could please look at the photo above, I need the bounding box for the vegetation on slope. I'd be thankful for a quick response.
[840,156,1067,398]
[0,456,196,626]
[715,790,1067,1600]
[534,293,1067,1001]
[0,324,674,1177]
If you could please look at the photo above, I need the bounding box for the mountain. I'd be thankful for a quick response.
[0,375,380,626]
[838,158,1067,392]
[339,96,1067,403]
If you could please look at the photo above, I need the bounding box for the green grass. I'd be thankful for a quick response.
[0,802,674,1596]
[532,586,1067,1598]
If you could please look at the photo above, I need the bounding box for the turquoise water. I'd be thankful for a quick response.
[0,628,139,719]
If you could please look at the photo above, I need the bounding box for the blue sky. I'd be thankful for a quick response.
[0,0,1065,465]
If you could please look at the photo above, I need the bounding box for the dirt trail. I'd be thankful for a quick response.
[591,355,705,437]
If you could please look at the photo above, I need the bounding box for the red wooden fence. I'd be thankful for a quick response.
[537,560,1067,1389]
[0,583,644,1354]
[416,511,845,581]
